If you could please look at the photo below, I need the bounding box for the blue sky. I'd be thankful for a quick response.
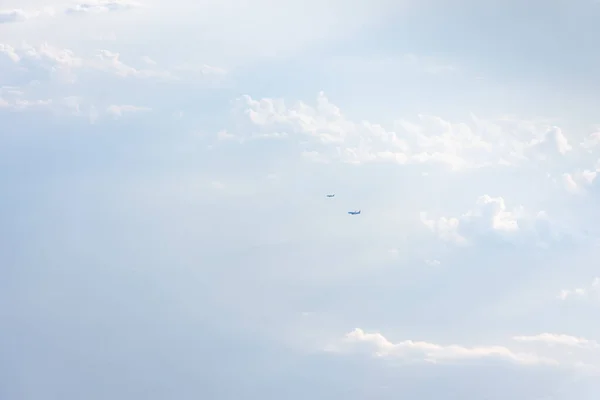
[2,0,600,399]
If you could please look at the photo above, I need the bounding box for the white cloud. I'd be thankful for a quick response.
[26,43,83,68]
[580,131,600,151]
[0,89,150,121]
[420,213,466,245]
[1,42,83,83]
[0,89,102,119]
[561,161,600,194]
[230,92,576,170]
[0,7,54,23]
[513,333,600,349]
[558,278,600,301]
[562,172,584,194]
[0,43,20,62]
[1,43,226,84]
[11,98,53,110]
[0,0,409,73]
[0,9,28,23]
[558,288,586,300]
[420,195,553,245]
[65,0,142,14]
[0,87,52,111]
[90,49,172,79]
[330,328,558,366]
[0,2,137,20]
[0,97,52,111]
[528,125,572,156]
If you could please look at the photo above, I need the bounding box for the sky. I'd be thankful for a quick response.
[2,0,600,399]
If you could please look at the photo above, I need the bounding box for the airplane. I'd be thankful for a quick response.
[348,210,361,215]
[326,194,335,197]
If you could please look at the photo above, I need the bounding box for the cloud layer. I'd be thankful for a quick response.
[2,1,600,399]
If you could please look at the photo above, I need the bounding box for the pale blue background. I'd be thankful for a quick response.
[2,0,600,399]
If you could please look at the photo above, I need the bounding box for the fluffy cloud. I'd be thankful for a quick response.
[65,0,142,14]
[0,98,52,111]
[328,328,600,375]
[513,333,600,349]
[0,43,19,62]
[0,2,137,21]
[0,43,226,84]
[227,92,576,170]
[90,49,173,79]
[0,43,163,82]
[0,89,143,121]
[528,125,572,156]
[0,86,54,111]
[0,41,227,117]
[420,195,554,245]
[561,162,600,194]
[330,328,558,366]
[0,9,28,23]
[0,7,54,23]
[558,278,600,301]
[580,131,600,151]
